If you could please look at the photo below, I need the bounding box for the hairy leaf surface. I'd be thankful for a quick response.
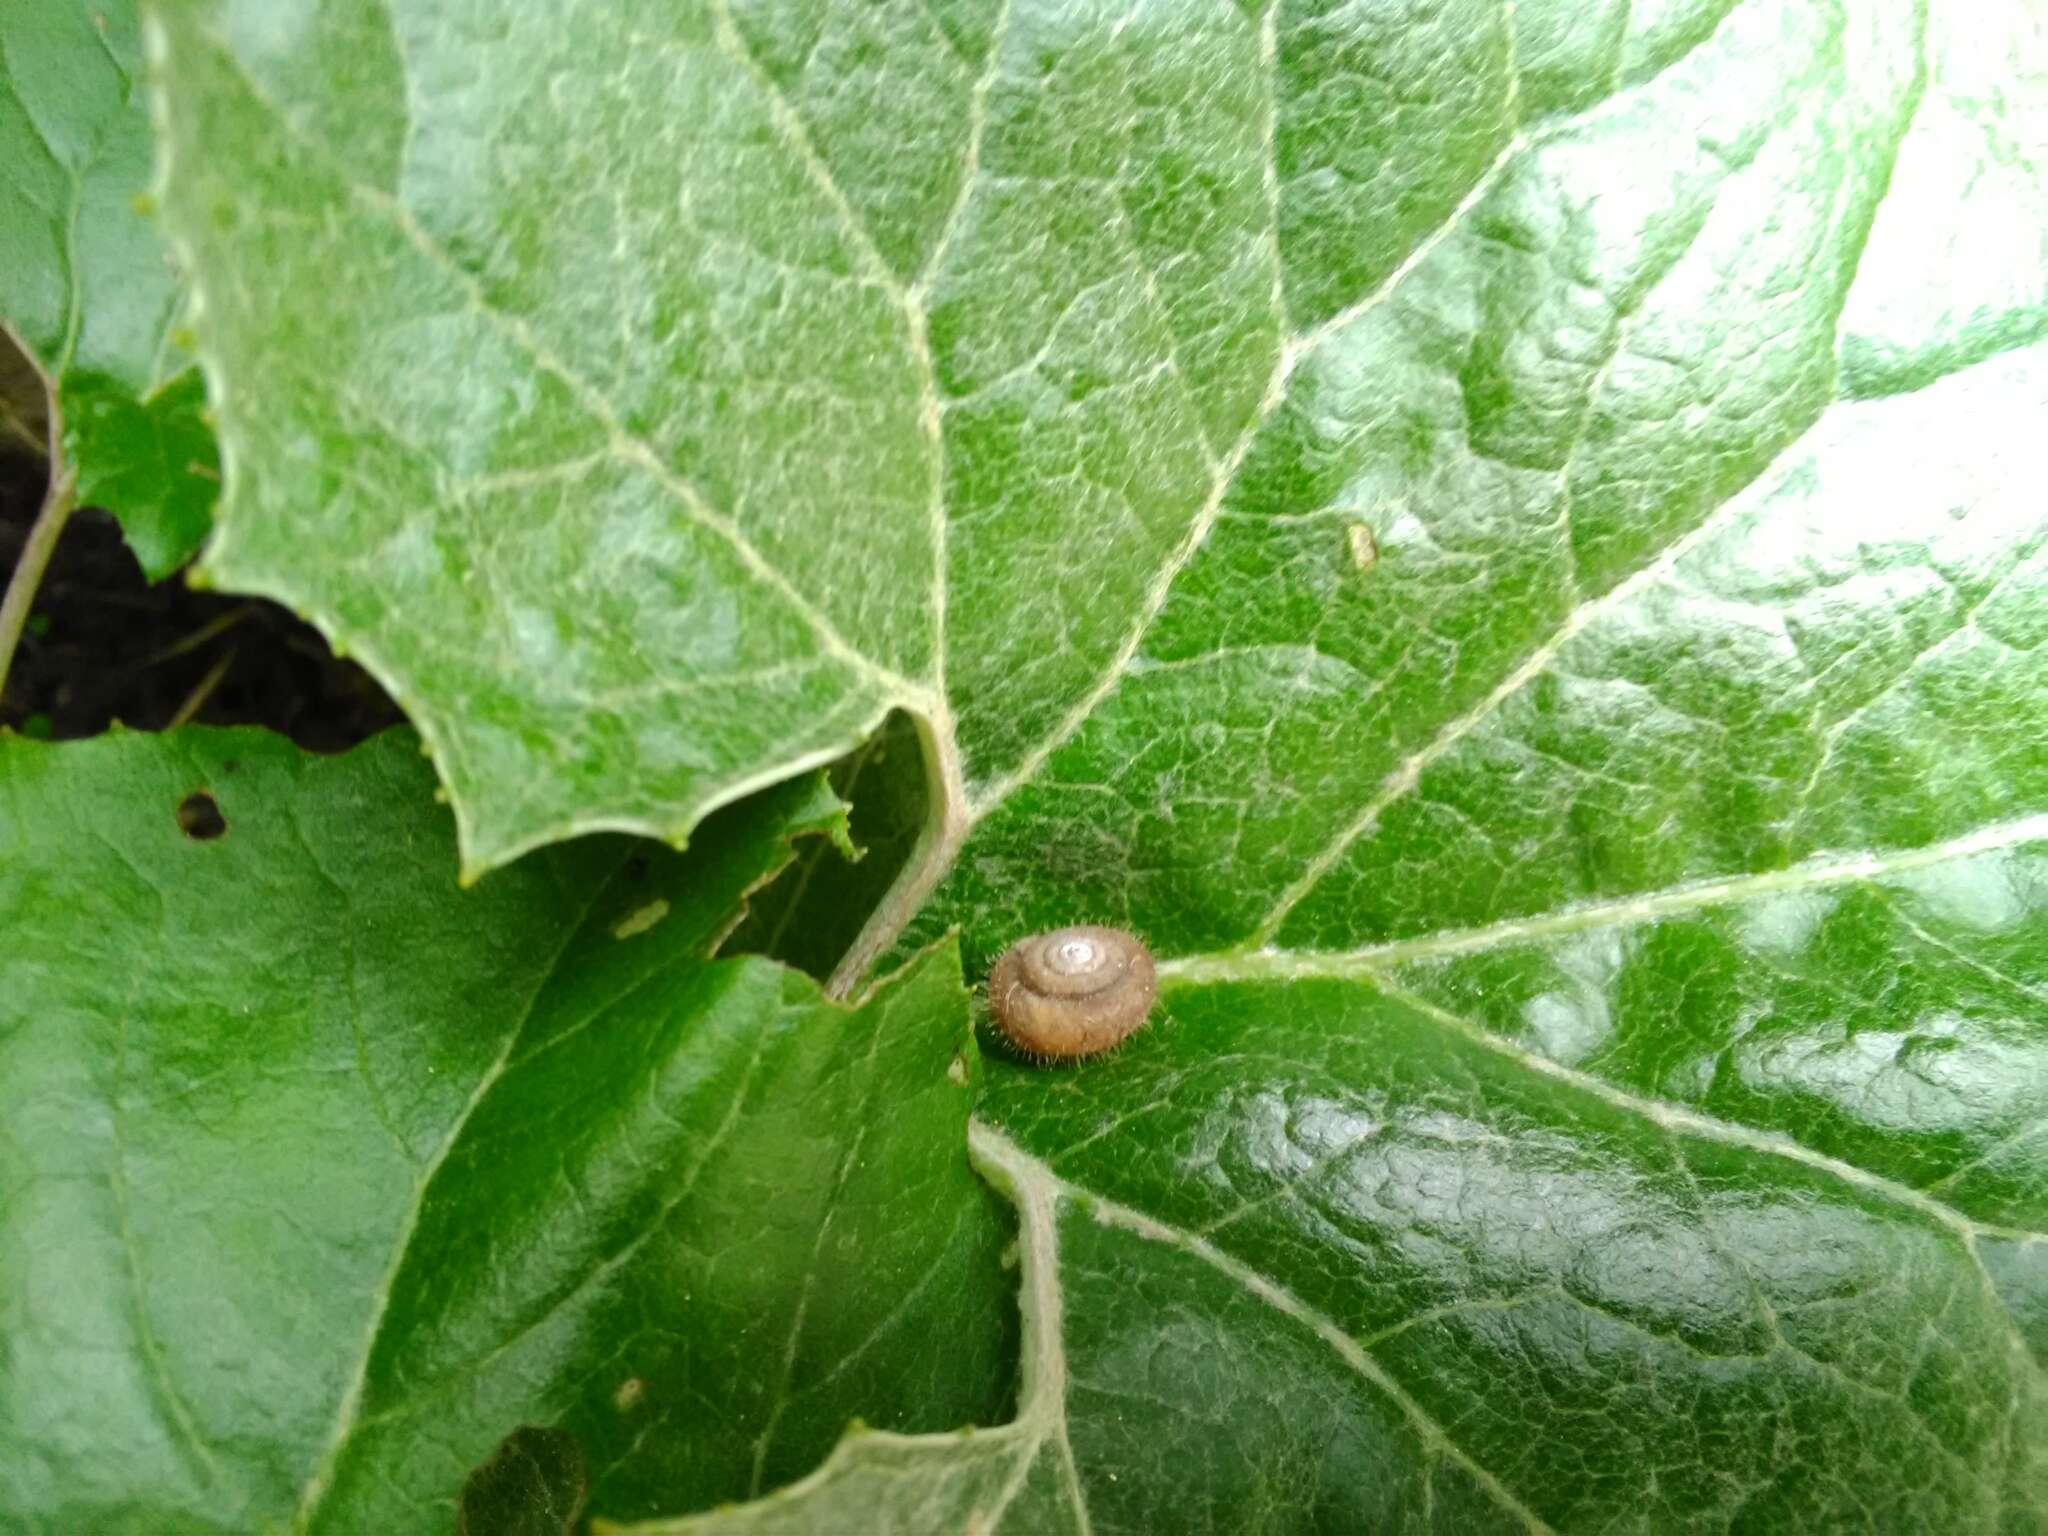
[117,0,2048,1529]
[0,0,215,576]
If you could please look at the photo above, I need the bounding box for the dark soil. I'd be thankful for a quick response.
[0,447,401,752]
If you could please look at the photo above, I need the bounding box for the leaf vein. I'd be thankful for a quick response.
[974,1125,1556,1534]
[183,25,923,712]
[1365,974,2044,1251]
[101,957,234,1505]
[749,995,893,1497]
[968,127,1528,818]
[1252,456,1792,945]
[1170,813,2048,979]
[288,873,620,1529]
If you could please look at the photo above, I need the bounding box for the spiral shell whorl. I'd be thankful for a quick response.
[988,925,1157,1060]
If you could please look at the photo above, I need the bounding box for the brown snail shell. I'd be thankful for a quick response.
[988,925,1156,1060]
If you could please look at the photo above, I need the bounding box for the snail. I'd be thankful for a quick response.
[988,925,1157,1060]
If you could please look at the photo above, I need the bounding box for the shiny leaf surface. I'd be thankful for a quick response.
[148,0,2048,880]
[745,0,2044,1526]
[106,0,2048,1529]
[0,729,1011,1531]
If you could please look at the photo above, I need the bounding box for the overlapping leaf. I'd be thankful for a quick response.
[0,0,215,576]
[0,729,1012,1532]
[121,0,2048,1529]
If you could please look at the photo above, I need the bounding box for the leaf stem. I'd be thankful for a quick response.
[163,644,237,729]
[0,452,75,706]
[826,707,969,999]
[0,397,48,461]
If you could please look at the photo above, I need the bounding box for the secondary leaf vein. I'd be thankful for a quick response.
[973,1124,1556,1534]
[184,24,924,712]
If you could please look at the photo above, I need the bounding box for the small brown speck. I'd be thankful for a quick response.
[1347,522,1378,572]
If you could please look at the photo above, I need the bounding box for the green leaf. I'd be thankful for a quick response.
[133,0,2048,1529]
[639,839,2048,1535]
[66,365,219,578]
[150,0,953,873]
[146,0,2048,882]
[913,8,2047,970]
[0,728,1012,1531]
[0,0,217,577]
[626,1095,2046,1534]
[1837,0,2048,398]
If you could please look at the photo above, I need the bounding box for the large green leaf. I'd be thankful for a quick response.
[0,729,1012,1532]
[0,0,216,577]
[630,1095,2046,1533]
[145,0,2046,883]
[132,0,2048,1529]
[908,9,2047,969]
[631,846,2048,1533]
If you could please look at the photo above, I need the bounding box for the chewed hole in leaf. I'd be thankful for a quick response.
[175,790,226,840]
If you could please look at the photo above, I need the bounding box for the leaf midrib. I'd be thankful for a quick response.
[1169,812,2048,983]
[971,983,2037,1531]
[287,870,622,1532]
[1153,811,2048,1256]
[970,1123,1556,1535]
